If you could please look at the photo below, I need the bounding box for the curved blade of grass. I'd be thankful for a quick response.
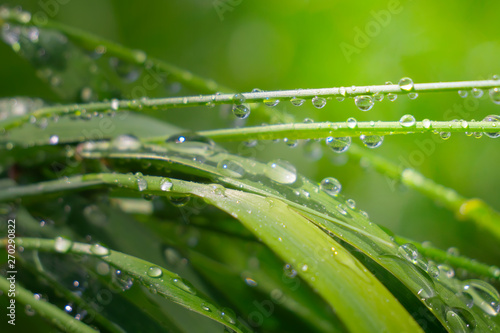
[0,174,423,332]
[141,214,343,333]
[0,275,96,333]
[5,237,253,333]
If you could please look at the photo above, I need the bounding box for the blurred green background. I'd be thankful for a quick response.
[2,0,500,268]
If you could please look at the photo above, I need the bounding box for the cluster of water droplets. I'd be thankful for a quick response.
[395,242,500,331]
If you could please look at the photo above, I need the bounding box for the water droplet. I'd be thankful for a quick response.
[312,96,327,109]
[437,264,455,279]
[283,138,298,148]
[346,199,356,209]
[244,277,258,287]
[220,308,236,324]
[147,266,163,278]
[408,92,418,100]
[233,93,245,104]
[54,237,72,253]
[320,177,341,196]
[458,90,468,98]
[427,263,440,278]
[354,95,374,111]
[398,77,414,91]
[172,278,196,294]
[90,243,110,257]
[398,243,419,263]
[160,178,173,191]
[446,307,476,332]
[482,115,500,138]
[387,93,397,102]
[456,292,474,308]
[460,120,468,129]
[110,135,141,151]
[463,279,500,316]
[471,88,483,98]
[290,97,305,106]
[49,135,59,145]
[135,172,148,191]
[217,159,245,178]
[400,114,416,127]
[283,264,297,278]
[422,119,431,129]
[201,303,212,312]
[326,136,351,153]
[264,97,280,107]
[232,104,250,119]
[489,88,500,104]
[168,196,191,207]
[360,135,384,148]
[440,132,451,140]
[346,117,357,129]
[110,99,119,110]
[373,92,384,101]
[339,87,346,96]
[25,305,35,316]
[264,160,297,184]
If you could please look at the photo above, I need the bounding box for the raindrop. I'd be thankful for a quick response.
[326,136,351,153]
[346,117,357,129]
[460,120,469,129]
[284,138,298,148]
[168,196,191,207]
[398,243,419,263]
[290,97,305,106]
[147,266,163,278]
[264,160,297,184]
[160,178,173,191]
[471,88,483,98]
[445,307,476,332]
[49,135,59,145]
[354,95,374,111]
[482,115,500,138]
[489,88,500,104]
[312,96,327,109]
[373,92,384,102]
[135,172,148,191]
[110,99,119,110]
[408,92,418,100]
[320,177,341,196]
[422,119,431,129]
[217,159,245,178]
[346,199,356,209]
[462,279,500,316]
[264,98,280,107]
[400,114,416,127]
[244,277,258,287]
[172,278,196,294]
[387,93,398,102]
[440,132,451,140]
[220,308,236,325]
[90,244,110,257]
[360,135,384,148]
[458,90,468,98]
[54,237,72,253]
[398,77,414,91]
[438,264,455,279]
[232,104,250,119]
[110,135,141,151]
